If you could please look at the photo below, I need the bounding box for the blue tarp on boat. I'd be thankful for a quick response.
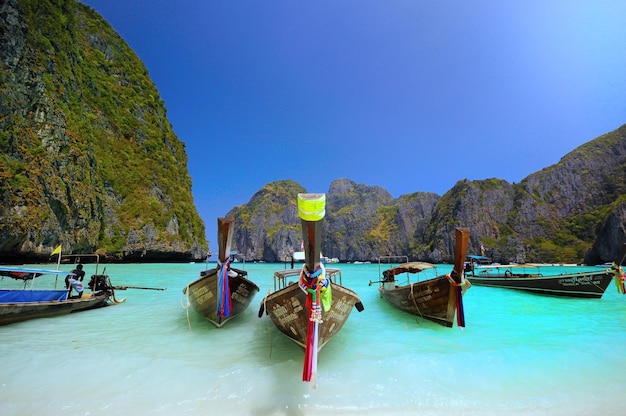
[0,266,73,281]
[0,289,69,303]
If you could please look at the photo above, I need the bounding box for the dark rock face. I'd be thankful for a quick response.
[0,0,206,262]
[420,179,517,263]
[324,178,398,261]
[508,125,626,263]
[227,126,626,265]
[584,199,626,265]
[227,180,307,262]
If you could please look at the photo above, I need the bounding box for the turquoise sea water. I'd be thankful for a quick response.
[1,262,625,415]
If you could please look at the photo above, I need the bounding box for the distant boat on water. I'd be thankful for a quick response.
[463,243,626,298]
[466,264,618,298]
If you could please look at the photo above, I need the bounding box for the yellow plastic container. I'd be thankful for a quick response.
[297,193,326,221]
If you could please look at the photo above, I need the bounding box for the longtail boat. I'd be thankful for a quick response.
[183,217,259,327]
[258,193,364,387]
[0,253,123,325]
[465,244,626,299]
[370,227,470,328]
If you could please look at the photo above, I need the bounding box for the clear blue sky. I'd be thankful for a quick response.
[80,0,626,252]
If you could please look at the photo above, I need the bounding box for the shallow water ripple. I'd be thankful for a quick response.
[1,262,624,415]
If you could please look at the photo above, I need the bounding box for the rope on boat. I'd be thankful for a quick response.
[105,274,125,304]
[259,272,278,358]
[584,269,609,293]
[262,291,274,358]
[408,283,424,324]
[181,283,192,330]
[111,291,126,304]
[446,272,471,328]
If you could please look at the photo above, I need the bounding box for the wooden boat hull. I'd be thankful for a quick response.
[468,269,613,298]
[375,229,470,328]
[261,271,362,350]
[379,275,457,327]
[259,269,363,351]
[184,267,260,327]
[0,293,110,325]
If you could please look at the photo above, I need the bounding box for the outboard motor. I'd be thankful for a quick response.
[88,274,113,295]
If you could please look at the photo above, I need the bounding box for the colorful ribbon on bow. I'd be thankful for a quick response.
[299,263,329,387]
[217,259,232,319]
[610,263,625,295]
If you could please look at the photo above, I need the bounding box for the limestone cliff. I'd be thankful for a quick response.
[227,180,306,262]
[227,125,626,265]
[324,178,396,261]
[0,0,206,262]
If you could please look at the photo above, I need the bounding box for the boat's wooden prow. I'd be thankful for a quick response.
[217,217,234,263]
[184,217,259,328]
[259,193,362,387]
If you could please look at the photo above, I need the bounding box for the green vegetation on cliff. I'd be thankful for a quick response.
[0,0,206,260]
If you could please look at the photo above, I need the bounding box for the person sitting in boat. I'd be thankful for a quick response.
[65,264,85,298]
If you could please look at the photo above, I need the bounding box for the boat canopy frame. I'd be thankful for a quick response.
[377,256,439,285]
[272,267,342,292]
